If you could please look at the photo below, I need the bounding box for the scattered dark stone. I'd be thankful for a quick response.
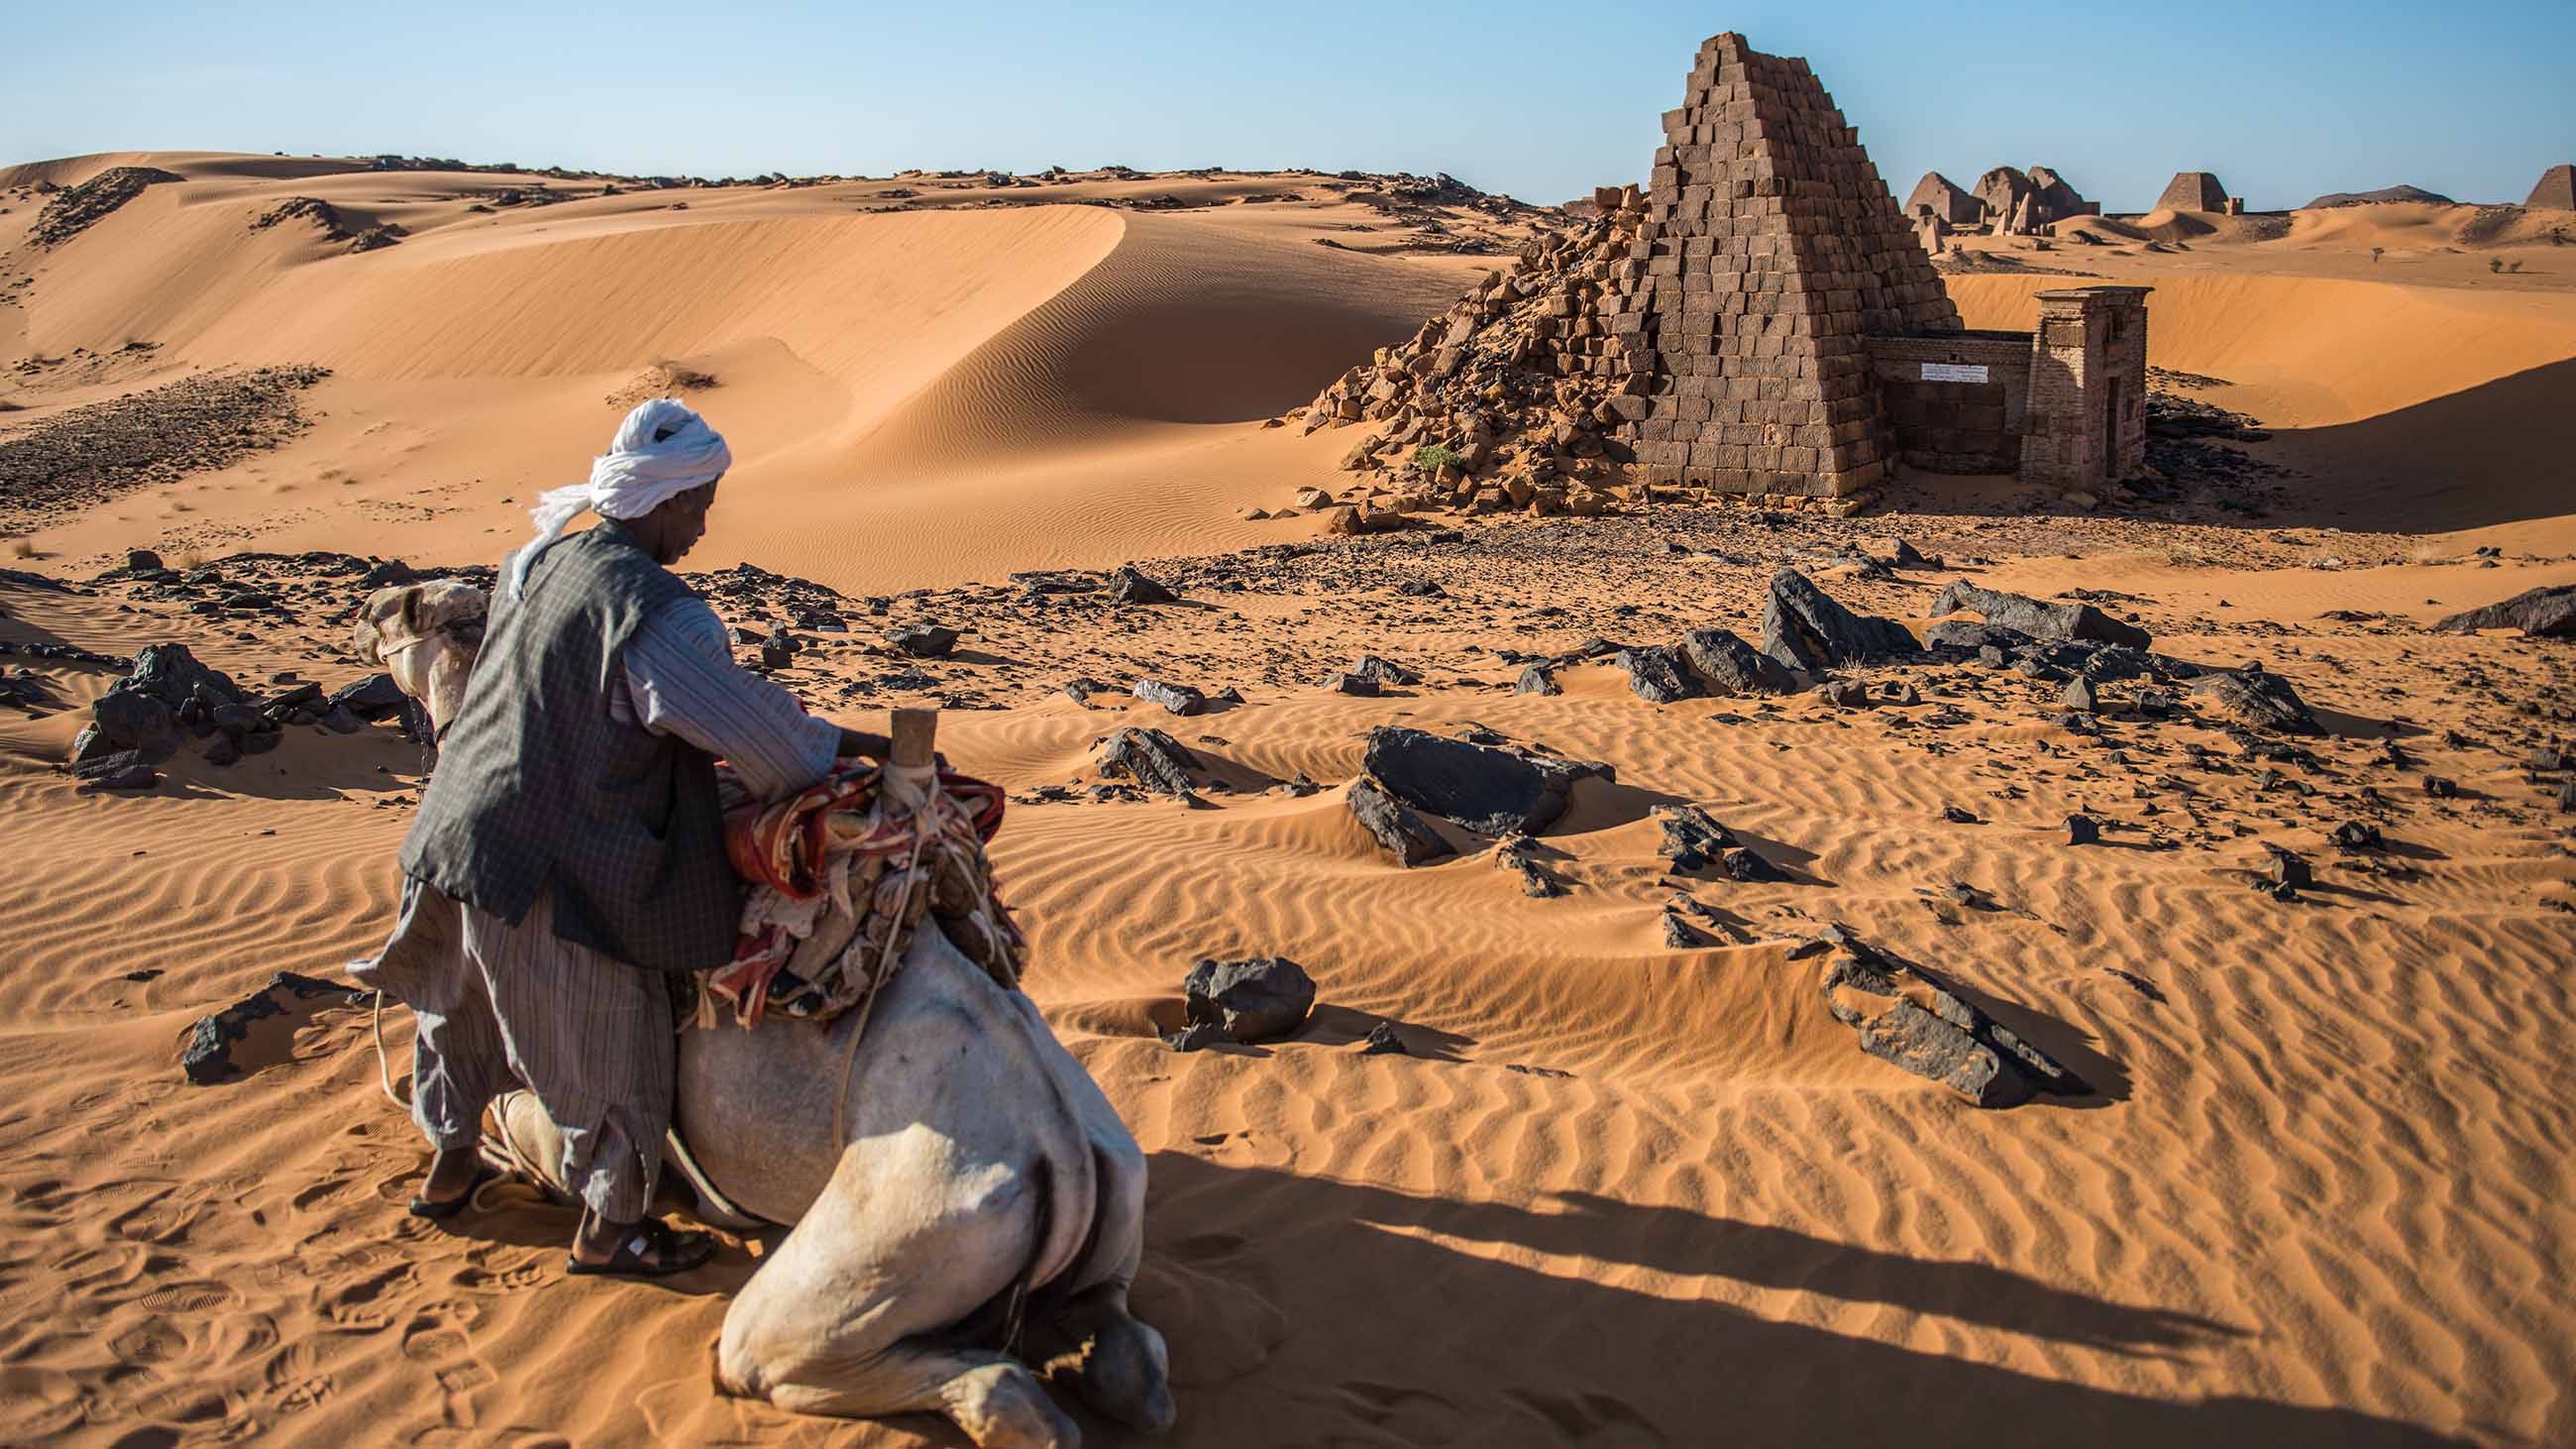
[1813,678,1869,709]
[1133,677,1208,716]
[358,558,418,590]
[1063,676,1115,707]
[1719,846,1783,882]
[1662,910,1710,948]
[2423,775,2458,799]
[2065,814,2100,845]
[1514,662,1562,696]
[1164,1022,1232,1053]
[1656,804,1739,871]
[1097,726,1200,795]
[2192,668,2319,734]
[327,673,407,722]
[1108,565,1176,605]
[1941,804,1979,824]
[2433,585,2575,639]
[1349,654,1421,687]
[181,971,367,1084]
[1818,932,2090,1107]
[2328,821,2383,850]
[1929,581,2152,650]
[2060,677,2097,713]
[1358,1021,1410,1056]
[1324,672,1379,696]
[124,548,164,572]
[1184,955,1316,1043]
[1925,619,2036,653]
[1611,645,1700,704]
[1346,776,1453,865]
[319,706,366,735]
[1360,725,1609,836]
[2559,781,2575,814]
[1394,580,1446,599]
[889,623,960,658]
[759,624,800,671]
[1761,568,1919,676]
[90,688,178,756]
[2262,845,2313,898]
[1679,626,1794,694]
[203,732,241,766]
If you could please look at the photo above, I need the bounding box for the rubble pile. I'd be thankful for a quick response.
[1296,184,1655,530]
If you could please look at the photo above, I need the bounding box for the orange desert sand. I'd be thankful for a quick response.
[2,152,2574,1446]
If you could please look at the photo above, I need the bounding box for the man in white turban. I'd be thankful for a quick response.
[359,398,887,1276]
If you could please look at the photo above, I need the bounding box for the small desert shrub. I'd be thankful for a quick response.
[1415,443,1460,475]
[2490,257,2504,274]
[172,547,206,570]
[7,538,35,559]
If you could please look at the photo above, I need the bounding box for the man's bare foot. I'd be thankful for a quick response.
[409,1146,493,1219]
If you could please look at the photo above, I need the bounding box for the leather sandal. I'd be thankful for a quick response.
[566,1218,716,1278]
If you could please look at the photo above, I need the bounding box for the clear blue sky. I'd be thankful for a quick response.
[8,1,2570,212]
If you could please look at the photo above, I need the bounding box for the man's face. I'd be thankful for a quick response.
[659,479,721,564]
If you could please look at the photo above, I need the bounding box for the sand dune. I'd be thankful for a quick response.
[5,148,2576,1447]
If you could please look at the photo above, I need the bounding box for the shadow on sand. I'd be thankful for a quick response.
[1131,1152,2470,1447]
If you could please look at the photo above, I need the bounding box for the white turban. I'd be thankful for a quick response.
[509,397,732,598]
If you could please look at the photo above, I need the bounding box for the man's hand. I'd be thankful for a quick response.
[835,726,892,762]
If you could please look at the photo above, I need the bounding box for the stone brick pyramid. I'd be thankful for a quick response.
[2154,171,2230,212]
[2527,165,2576,211]
[1624,33,1962,499]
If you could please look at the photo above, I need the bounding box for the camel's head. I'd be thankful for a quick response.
[353,578,487,736]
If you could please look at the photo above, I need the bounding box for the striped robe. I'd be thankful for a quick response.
[358,596,837,1221]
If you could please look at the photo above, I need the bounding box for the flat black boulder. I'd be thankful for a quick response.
[1818,934,2090,1107]
[1930,581,2152,650]
[1360,725,1610,836]
[2193,668,2320,734]
[182,971,369,1084]
[1680,627,1794,695]
[2434,585,2575,638]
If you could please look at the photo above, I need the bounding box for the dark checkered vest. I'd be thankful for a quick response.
[400,519,736,973]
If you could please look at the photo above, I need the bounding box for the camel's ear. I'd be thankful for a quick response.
[396,585,431,641]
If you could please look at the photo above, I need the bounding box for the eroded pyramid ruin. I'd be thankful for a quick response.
[1297,32,2147,521]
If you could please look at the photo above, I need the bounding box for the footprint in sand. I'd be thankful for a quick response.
[1339,1381,1468,1443]
[1502,1387,1659,1447]
[322,1263,415,1330]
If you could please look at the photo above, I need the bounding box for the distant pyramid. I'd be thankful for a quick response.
[2527,165,2576,211]
[2155,171,2230,212]
[1974,167,2033,223]
[1626,32,1960,499]
[1905,171,1981,225]
[2027,167,2096,221]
